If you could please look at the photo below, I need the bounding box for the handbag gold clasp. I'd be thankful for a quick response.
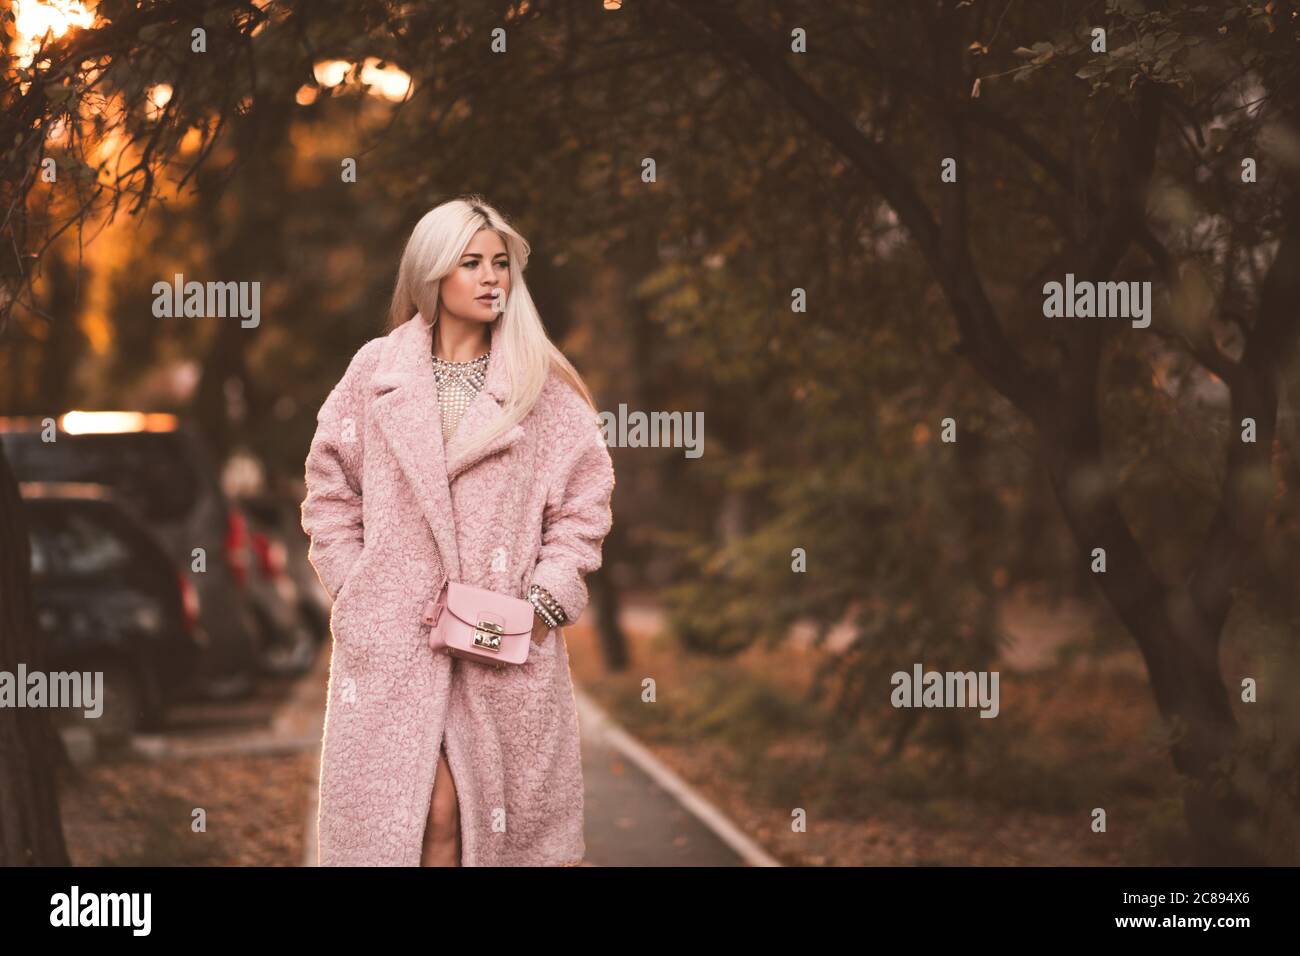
[473,620,504,650]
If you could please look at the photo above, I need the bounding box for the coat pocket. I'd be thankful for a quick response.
[329,551,368,641]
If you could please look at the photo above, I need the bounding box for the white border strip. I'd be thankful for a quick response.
[575,687,783,867]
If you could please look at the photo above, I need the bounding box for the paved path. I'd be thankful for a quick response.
[576,688,773,866]
[293,644,774,866]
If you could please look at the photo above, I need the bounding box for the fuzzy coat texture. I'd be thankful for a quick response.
[300,314,615,866]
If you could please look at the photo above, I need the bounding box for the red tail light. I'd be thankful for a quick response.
[250,530,286,580]
[225,508,249,587]
[178,572,201,633]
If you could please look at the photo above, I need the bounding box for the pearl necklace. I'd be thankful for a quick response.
[431,348,490,442]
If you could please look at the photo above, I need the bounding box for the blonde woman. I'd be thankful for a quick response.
[301,195,615,866]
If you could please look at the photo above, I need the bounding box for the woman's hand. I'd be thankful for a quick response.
[529,615,551,646]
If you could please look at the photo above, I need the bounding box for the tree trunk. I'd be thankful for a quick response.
[591,522,630,672]
[1039,407,1260,864]
[0,440,70,865]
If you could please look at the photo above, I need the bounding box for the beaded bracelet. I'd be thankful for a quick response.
[529,595,561,629]
[527,583,568,628]
[527,590,564,629]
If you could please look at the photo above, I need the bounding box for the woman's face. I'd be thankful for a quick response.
[438,228,511,324]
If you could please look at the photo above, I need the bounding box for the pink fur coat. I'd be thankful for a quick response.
[300,314,614,866]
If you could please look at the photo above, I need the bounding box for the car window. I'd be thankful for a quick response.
[27,506,137,581]
[2,431,201,524]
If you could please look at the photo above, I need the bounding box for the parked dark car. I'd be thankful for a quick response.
[21,482,204,739]
[0,413,261,698]
[230,500,318,676]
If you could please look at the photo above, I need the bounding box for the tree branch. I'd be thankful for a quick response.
[668,0,1053,415]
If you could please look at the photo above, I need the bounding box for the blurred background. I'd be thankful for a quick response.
[2,0,1300,866]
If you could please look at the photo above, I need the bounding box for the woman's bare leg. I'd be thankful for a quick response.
[420,743,462,866]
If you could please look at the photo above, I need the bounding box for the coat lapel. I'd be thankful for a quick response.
[444,322,525,483]
[369,315,524,582]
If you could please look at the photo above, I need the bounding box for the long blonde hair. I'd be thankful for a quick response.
[387,194,597,459]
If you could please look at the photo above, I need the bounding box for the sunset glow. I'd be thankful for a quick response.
[312,58,412,102]
[13,0,95,66]
[359,58,412,102]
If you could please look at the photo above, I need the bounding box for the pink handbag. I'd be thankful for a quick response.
[422,580,535,668]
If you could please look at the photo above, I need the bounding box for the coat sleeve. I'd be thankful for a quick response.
[301,343,376,601]
[528,418,615,626]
